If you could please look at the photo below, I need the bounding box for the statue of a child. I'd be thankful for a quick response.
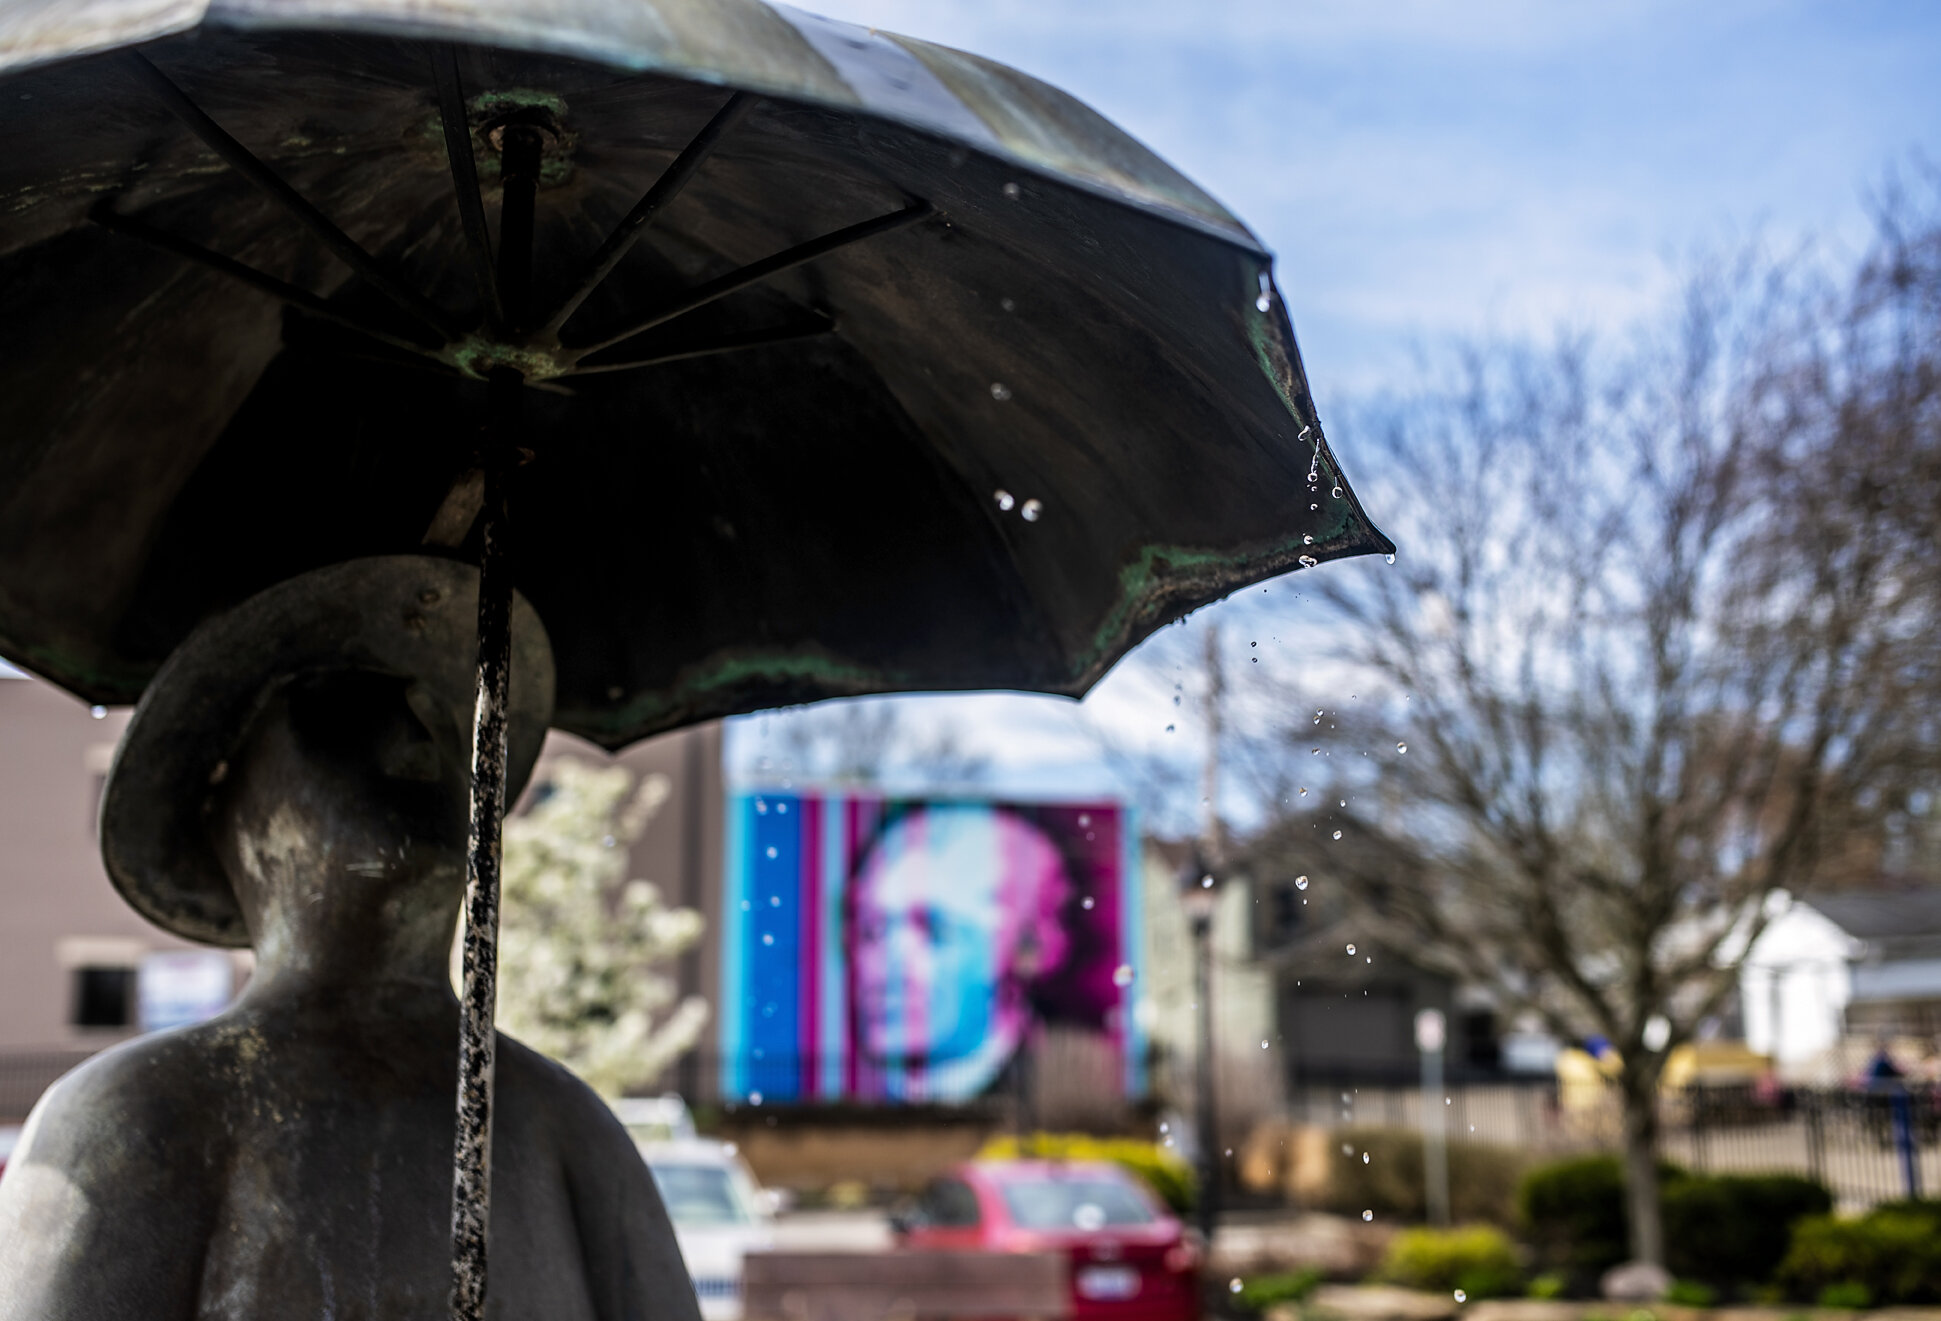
[0,557,699,1320]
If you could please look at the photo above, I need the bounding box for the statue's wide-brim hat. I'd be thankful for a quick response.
[101,556,555,948]
[0,0,1390,751]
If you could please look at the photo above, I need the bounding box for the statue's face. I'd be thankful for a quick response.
[214,669,472,894]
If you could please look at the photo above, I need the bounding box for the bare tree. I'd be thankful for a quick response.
[1257,204,1939,1265]
[769,697,991,788]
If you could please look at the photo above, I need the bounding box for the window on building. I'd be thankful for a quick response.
[72,965,136,1028]
[1266,882,1305,945]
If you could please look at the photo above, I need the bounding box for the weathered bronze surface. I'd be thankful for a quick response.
[0,1,1391,749]
[0,590,693,1319]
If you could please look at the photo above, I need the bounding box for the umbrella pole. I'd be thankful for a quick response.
[449,120,544,1321]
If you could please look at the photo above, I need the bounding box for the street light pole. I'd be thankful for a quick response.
[1190,897,1219,1248]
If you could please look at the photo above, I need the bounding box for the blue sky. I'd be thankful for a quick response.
[728,0,1941,803]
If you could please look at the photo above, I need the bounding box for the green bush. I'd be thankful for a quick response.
[1777,1202,1941,1306]
[1525,1272,1567,1300]
[1665,1280,1716,1307]
[1518,1156,1832,1287]
[1378,1225,1524,1299]
[1816,1281,1874,1309]
[1317,1128,1530,1226]
[1663,1174,1833,1284]
[1233,1268,1323,1313]
[977,1132,1196,1214]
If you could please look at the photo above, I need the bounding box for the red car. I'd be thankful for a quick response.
[895,1159,1201,1320]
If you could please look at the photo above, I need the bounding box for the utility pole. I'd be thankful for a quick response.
[1193,622,1224,1251]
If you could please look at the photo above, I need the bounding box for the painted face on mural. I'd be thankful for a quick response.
[850,806,1073,1073]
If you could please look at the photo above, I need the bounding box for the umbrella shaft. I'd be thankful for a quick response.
[450,115,540,1320]
[451,449,512,1321]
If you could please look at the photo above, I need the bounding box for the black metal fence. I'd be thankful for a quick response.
[1276,1076,1940,1211]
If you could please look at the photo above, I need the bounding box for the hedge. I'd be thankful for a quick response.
[1378,1224,1524,1299]
[1776,1201,1941,1305]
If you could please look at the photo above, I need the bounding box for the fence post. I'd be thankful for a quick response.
[1690,1088,1709,1174]
[1892,1090,1921,1200]
[1805,1092,1825,1187]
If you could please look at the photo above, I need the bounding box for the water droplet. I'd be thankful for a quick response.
[1251,657,1258,664]
[994,489,1015,511]
[1082,896,1095,909]
[1362,1210,1374,1222]
[1397,742,1408,754]
[1002,181,1021,199]
[989,382,1012,402]
[1000,296,1016,312]
[1332,830,1342,840]
[769,895,781,907]
[1020,498,1043,522]
[1385,554,1396,565]
[1299,787,1309,796]
[1159,1121,1169,1133]
[1201,875,1214,888]
[1310,503,1319,511]
[1260,1039,1270,1050]
[755,797,768,814]
[602,834,616,849]
[1298,555,1318,568]
[1112,964,1135,987]
[761,933,774,946]
[765,845,779,859]
[1230,1279,1244,1294]
[1303,534,1313,545]
[1311,748,1320,756]
[1166,724,1175,733]
[89,705,106,720]
[1173,694,1181,706]
[1455,1291,1468,1304]
[1342,1143,1354,1156]
[749,1091,764,1106]
[1295,875,1309,890]
[777,802,788,814]
[1362,1152,1370,1164]
[1255,293,1271,312]
[1346,944,1356,955]
[1078,813,1090,826]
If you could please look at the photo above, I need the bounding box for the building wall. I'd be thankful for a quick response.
[1740,903,1859,1073]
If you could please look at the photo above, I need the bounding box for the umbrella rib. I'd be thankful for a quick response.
[564,316,835,376]
[89,203,447,360]
[121,52,458,344]
[568,201,931,359]
[430,46,502,331]
[535,91,756,339]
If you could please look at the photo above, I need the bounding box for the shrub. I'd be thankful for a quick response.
[1777,1202,1941,1305]
[1518,1155,1638,1276]
[1519,1156,1832,1286]
[1816,1281,1873,1309]
[1526,1273,1567,1300]
[1665,1280,1716,1307]
[1378,1225,1524,1299]
[977,1132,1196,1214]
[1663,1174,1832,1284]
[1234,1268,1323,1313]
[1316,1128,1530,1226]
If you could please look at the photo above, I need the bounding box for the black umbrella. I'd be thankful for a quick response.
[0,1,1391,1312]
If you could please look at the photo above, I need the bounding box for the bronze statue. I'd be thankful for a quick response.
[0,557,699,1320]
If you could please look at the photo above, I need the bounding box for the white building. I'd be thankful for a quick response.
[1741,889,1941,1081]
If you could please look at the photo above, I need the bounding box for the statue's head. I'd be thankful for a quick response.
[100,557,554,949]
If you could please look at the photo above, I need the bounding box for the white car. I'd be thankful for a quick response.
[639,1139,777,1321]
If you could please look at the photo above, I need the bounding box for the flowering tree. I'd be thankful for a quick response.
[495,758,710,1098]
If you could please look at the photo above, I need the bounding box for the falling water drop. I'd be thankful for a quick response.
[89,705,107,720]
[1020,498,1043,522]
[1362,1152,1370,1164]
[1295,875,1309,890]
[1362,1210,1374,1223]
[989,382,1012,402]
[1112,964,1135,987]
[1230,1279,1244,1295]
[765,846,778,859]
[1298,555,1318,568]
[994,489,1015,511]
[1455,1291,1468,1304]
[1002,181,1021,199]
[1332,485,1343,499]
[1397,742,1408,754]
[1346,944,1356,955]
[1385,554,1396,564]
[1332,830,1343,840]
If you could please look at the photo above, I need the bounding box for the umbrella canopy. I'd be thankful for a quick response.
[0,0,1389,745]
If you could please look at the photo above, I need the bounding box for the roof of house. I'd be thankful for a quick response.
[1807,888,1941,940]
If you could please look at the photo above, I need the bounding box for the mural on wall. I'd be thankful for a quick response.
[721,794,1140,1103]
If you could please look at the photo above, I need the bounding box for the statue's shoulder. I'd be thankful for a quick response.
[24,1025,234,1165]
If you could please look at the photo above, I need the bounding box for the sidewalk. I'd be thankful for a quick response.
[1274,1289,1941,1321]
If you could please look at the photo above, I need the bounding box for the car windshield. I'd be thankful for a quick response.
[648,1162,755,1228]
[996,1176,1155,1231]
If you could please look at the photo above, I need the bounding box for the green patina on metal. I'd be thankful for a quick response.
[445,335,569,381]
